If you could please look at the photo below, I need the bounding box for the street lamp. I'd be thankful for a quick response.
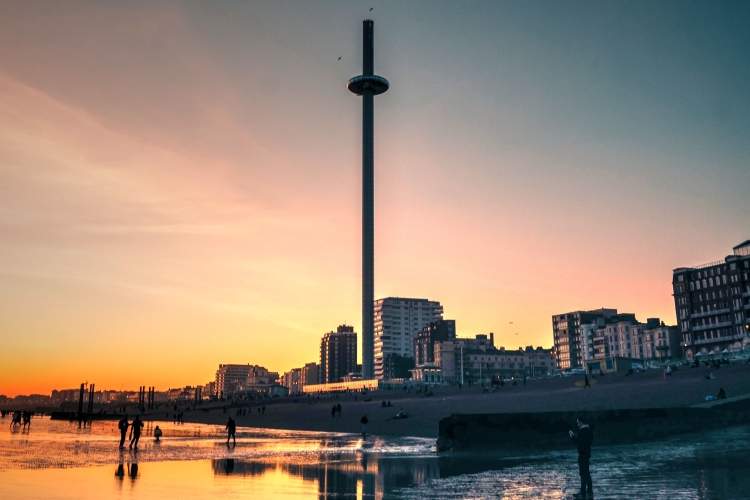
[460,344,464,385]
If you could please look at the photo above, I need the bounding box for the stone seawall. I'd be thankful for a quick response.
[436,398,750,452]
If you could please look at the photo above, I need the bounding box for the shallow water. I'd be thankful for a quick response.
[2,417,750,499]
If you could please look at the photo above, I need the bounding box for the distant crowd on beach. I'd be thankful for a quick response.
[4,410,34,429]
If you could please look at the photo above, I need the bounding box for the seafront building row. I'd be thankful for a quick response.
[553,240,750,371]
[553,309,680,371]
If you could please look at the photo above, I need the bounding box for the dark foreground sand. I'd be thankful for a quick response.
[150,363,750,439]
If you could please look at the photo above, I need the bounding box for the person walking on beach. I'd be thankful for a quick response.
[336,404,342,417]
[118,415,129,449]
[331,405,336,418]
[226,417,236,445]
[129,415,144,449]
[569,417,594,499]
[584,374,591,389]
[360,414,369,439]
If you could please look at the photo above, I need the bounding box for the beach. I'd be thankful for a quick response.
[144,362,750,439]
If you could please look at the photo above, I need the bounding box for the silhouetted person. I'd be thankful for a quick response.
[360,414,369,438]
[331,405,336,418]
[118,416,129,449]
[262,406,266,414]
[226,417,236,445]
[154,425,162,442]
[336,404,342,417]
[584,374,591,389]
[569,417,594,499]
[717,387,727,400]
[10,410,21,428]
[129,415,144,449]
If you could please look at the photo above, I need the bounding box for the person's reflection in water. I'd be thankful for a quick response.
[115,461,125,490]
[128,462,139,482]
[223,458,235,475]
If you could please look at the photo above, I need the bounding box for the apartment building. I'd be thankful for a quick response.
[319,325,357,384]
[552,309,618,370]
[673,240,750,358]
[373,297,443,378]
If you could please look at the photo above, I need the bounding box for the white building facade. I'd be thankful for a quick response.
[373,297,443,379]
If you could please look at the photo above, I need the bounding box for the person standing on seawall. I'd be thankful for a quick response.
[569,417,594,499]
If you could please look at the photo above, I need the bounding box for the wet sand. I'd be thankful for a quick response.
[152,362,750,439]
[7,421,750,499]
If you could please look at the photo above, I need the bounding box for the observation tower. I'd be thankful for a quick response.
[347,20,389,380]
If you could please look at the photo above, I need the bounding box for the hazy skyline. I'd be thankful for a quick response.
[1,1,748,396]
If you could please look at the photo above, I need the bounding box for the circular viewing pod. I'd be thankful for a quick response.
[347,75,390,96]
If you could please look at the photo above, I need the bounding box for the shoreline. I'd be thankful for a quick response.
[131,362,750,439]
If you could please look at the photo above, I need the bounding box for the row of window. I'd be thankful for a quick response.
[676,261,749,283]
[690,275,728,290]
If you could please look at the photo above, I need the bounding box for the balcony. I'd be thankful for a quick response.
[693,321,733,331]
[691,308,730,319]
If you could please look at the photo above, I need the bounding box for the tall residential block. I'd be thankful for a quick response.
[672,240,750,358]
[319,325,358,384]
[373,297,443,379]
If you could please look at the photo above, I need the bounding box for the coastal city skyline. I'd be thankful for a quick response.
[2,2,749,398]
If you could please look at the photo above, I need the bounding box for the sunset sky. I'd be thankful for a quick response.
[1,1,748,396]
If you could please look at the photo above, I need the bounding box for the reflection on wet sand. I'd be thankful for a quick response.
[5,419,750,499]
[211,432,750,500]
[213,453,441,499]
